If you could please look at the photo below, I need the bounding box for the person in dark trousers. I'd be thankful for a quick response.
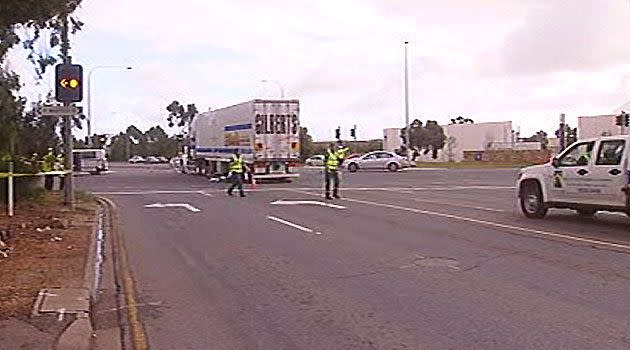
[324,143,342,200]
[227,150,246,197]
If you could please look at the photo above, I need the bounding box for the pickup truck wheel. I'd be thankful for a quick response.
[387,163,399,172]
[348,163,358,172]
[520,182,548,219]
[577,209,597,217]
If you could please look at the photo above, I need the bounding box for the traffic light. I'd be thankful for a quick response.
[55,64,83,102]
[616,114,623,126]
[335,127,341,140]
[623,111,630,127]
[350,126,356,138]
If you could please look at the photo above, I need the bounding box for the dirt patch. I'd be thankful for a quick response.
[0,192,96,320]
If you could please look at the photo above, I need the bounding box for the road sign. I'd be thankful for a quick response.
[40,105,80,117]
[55,64,83,102]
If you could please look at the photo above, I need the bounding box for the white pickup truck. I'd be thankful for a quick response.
[517,135,629,218]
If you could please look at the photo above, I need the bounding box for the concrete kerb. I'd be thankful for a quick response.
[97,196,149,350]
[54,200,103,350]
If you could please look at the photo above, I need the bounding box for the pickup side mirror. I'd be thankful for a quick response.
[552,158,560,167]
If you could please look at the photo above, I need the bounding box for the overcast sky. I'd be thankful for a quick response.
[7,0,630,141]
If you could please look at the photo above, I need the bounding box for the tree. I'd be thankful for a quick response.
[106,133,128,161]
[400,119,446,159]
[105,125,184,161]
[15,105,61,156]
[425,120,447,159]
[1,0,84,77]
[166,101,198,128]
[0,70,24,158]
[524,130,549,150]
[0,0,83,162]
[450,116,474,124]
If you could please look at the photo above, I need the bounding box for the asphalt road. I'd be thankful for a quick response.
[79,163,630,350]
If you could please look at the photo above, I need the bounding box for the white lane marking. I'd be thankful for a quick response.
[402,167,447,171]
[144,203,201,212]
[290,190,630,252]
[271,200,346,209]
[411,198,505,213]
[384,190,505,213]
[411,186,515,191]
[95,190,199,195]
[267,216,321,235]
[196,190,214,197]
[94,186,514,195]
[599,212,628,217]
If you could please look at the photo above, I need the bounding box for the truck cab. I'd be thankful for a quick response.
[517,135,630,218]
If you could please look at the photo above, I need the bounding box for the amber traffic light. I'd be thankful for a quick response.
[55,64,83,102]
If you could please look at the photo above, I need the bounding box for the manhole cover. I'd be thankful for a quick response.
[400,255,460,270]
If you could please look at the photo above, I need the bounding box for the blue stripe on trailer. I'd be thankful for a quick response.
[224,123,252,131]
[196,147,254,154]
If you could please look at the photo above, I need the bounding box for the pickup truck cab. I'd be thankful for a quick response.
[517,135,629,218]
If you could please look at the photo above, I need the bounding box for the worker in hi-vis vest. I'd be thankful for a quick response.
[324,143,348,200]
[227,150,247,197]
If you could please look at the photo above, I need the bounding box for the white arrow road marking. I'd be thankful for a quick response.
[144,203,201,212]
[267,216,322,235]
[196,190,214,197]
[270,200,346,209]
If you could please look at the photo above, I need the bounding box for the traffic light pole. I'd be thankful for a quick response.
[61,15,75,208]
[559,113,565,151]
[404,42,411,159]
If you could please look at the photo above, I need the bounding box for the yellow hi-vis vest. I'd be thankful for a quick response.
[229,155,244,173]
[336,147,349,159]
[325,149,339,171]
[42,152,56,172]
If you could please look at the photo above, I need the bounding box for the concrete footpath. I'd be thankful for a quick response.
[0,200,121,350]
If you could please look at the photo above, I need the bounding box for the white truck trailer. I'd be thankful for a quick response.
[188,99,301,180]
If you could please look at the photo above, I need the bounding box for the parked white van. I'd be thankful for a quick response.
[517,135,629,218]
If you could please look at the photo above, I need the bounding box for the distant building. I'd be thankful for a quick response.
[383,121,514,162]
[578,115,624,140]
[441,121,513,161]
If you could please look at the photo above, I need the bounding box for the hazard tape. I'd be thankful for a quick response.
[0,171,71,179]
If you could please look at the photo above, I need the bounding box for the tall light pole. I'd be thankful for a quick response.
[261,79,285,99]
[87,65,132,146]
[403,41,411,158]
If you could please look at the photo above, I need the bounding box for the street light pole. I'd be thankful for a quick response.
[404,41,411,158]
[261,80,285,99]
[87,65,132,146]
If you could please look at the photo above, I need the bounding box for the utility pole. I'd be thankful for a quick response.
[403,42,411,159]
[60,14,75,208]
[559,113,566,151]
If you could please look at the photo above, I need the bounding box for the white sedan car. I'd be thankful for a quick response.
[345,151,411,172]
[305,155,325,166]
